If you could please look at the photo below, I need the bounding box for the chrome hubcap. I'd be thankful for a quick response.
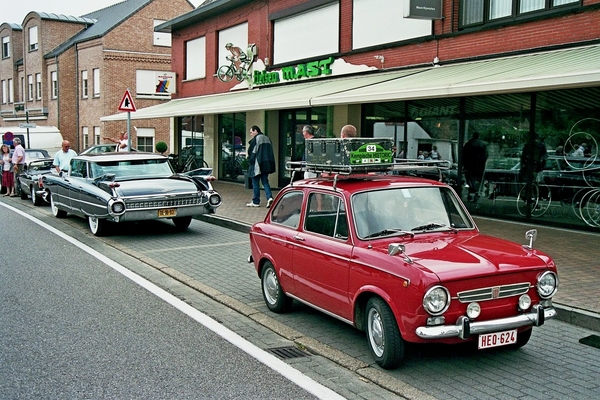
[368,309,384,357]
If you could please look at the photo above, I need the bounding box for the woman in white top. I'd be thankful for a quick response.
[1,144,15,196]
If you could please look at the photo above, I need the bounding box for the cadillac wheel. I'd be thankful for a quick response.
[366,297,404,369]
[89,216,108,236]
[50,193,67,218]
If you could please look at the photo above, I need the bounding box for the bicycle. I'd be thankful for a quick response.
[516,179,552,217]
[217,55,250,83]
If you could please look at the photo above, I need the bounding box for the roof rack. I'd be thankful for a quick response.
[286,159,452,185]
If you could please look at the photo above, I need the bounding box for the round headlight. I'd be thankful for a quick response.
[423,286,450,315]
[518,294,532,311]
[110,200,125,214]
[209,193,222,206]
[466,302,481,319]
[537,271,558,299]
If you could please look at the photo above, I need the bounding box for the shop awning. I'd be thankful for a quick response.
[312,44,600,105]
[100,70,421,121]
[101,44,600,121]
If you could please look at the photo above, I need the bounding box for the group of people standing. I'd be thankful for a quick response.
[1,137,25,197]
[244,124,358,207]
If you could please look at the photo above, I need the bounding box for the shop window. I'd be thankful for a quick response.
[460,0,579,27]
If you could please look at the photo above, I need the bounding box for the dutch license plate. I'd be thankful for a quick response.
[158,208,177,218]
[478,329,517,349]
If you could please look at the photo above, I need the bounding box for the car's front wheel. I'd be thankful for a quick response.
[261,262,292,313]
[366,297,404,369]
[89,216,108,236]
[173,216,192,230]
[50,193,67,218]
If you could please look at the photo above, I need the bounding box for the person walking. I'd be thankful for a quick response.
[1,144,15,196]
[462,132,488,202]
[11,137,26,197]
[246,125,275,208]
[53,140,78,174]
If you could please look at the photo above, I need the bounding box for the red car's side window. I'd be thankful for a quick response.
[271,191,303,228]
[304,193,348,240]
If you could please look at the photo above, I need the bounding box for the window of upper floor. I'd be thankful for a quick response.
[27,75,33,101]
[81,70,88,98]
[83,126,89,149]
[185,36,206,81]
[2,36,9,59]
[8,79,13,103]
[35,73,42,100]
[272,3,338,64]
[153,20,171,47]
[460,0,580,28]
[51,71,58,99]
[1,80,6,104]
[352,0,432,50]
[93,68,100,97]
[94,126,100,145]
[218,23,248,71]
[29,26,38,51]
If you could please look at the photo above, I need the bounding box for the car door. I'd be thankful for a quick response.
[292,191,353,321]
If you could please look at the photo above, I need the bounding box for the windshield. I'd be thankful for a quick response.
[90,158,173,179]
[352,186,473,239]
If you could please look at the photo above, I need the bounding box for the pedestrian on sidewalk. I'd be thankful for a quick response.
[1,144,15,196]
[246,125,276,208]
[11,137,26,197]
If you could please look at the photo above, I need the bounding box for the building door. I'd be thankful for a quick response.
[278,107,329,186]
[218,113,246,183]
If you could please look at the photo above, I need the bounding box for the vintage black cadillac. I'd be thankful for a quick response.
[43,152,222,236]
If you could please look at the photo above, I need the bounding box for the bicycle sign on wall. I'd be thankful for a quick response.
[217,43,257,83]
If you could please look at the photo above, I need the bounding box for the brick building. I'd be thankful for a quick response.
[102,0,600,231]
[0,0,195,154]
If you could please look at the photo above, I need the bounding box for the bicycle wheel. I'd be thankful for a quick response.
[217,65,234,82]
[516,184,551,217]
[579,189,600,227]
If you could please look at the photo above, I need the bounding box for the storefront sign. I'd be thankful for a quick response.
[253,56,335,86]
[404,0,443,20]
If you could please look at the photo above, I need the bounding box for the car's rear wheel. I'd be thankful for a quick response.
[173,216,192,230]
[261,262,292,313]
[31,185,42,206]
[366,297,404,369]
[50,193,67,218]
[88,216,108,236]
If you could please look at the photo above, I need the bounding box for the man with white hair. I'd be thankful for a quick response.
[11,137,26,197]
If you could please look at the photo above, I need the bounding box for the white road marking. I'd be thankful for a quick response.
[1,202,346,400]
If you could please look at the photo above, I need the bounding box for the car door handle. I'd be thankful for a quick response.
[294,235,305,241]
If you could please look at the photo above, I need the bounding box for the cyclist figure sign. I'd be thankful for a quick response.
[217,43,257,83]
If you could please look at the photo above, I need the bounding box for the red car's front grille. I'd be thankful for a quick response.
[457,282,531,303]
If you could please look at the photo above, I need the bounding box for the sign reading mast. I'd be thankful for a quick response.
[118,89,137,112]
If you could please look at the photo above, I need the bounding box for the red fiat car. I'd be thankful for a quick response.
[248,167,558,369]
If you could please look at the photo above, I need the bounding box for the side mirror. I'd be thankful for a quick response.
[388,243,413,264]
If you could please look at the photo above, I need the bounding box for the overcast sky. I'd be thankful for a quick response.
[2,0,201,25]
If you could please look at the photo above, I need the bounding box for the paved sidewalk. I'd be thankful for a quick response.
[204,180,600,331]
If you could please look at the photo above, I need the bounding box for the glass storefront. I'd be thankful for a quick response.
[278,107,329,186]
[218,113,246,183]
[363,87,600,231]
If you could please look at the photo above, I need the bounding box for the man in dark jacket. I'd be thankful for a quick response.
[462,132,488,202]
[246,125,276,208]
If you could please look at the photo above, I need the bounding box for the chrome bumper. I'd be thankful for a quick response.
[415,305,557,340]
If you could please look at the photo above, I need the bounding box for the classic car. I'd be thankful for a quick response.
[43,152,222,236]
[17,158,55,205]
[248,163,558,369]
[80,144,138,154]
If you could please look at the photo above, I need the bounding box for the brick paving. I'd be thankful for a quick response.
[208,180,600,331]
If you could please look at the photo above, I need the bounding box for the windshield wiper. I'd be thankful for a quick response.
[364,229,415,239]
[411,223,458,233]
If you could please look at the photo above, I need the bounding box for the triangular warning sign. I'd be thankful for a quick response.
[118,90,137,112]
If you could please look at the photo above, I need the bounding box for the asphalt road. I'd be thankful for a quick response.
[0,204,340,399]
[2,197,600,399]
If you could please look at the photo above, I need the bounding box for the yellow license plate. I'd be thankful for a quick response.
[158,208,177,217]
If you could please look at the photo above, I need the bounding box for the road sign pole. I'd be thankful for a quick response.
[127,112,131,152]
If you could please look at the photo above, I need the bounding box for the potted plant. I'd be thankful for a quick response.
[155,141,168,155]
